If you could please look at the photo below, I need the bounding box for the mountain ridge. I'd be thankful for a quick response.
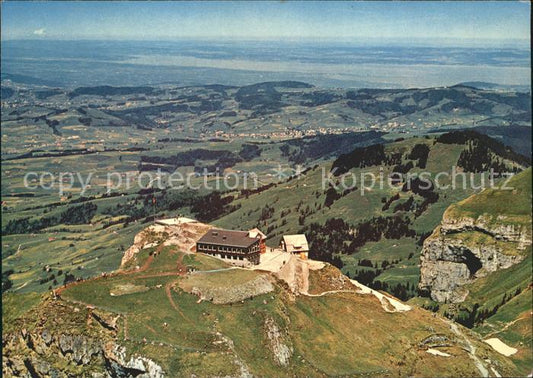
[2,220,524,377]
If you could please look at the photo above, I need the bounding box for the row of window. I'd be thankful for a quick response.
[205,252,257,260]
[203,251,260,265]
[198,243,258,254]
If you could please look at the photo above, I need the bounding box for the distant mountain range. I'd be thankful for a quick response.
[2,81,531,136]
[456,81,531,92]
[1,72,62,87]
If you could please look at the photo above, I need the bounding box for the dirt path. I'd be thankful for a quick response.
[279,258,410,314]
[302,289,357,297]
[165,281,180,312]
[58,246,200,348]
[136,272,181,279]
[165,280,193,325]
[301,285,412,314]
[446,320,490,377]
[301,287,408,314]
[55,275,101,296]
[13,280,31,292]
[139,254,154,272]
[349,279,412,313]
[162,253,194,324]
[190,267,239,274]
[486,313,530,338]
[145,324,157,335]
[56,241,188,299]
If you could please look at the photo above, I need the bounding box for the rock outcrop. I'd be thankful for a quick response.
[264,316,293,367]
[183,273,274,304]
[2,298,165,378]
[419,211,531,303]
[104,344,164,378]
[58,334,102,365]
[3,329,165,378]
[120,218,211,267]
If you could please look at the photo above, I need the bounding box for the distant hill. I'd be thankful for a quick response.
[69,85,156,98]
[456,81,531,92]
[1,72,62,87]
[234,81,314,115]
[471,125,531,158]
[1,87,15,99]
[433,129,530,168]
[332,130,529,176]
[428,125,532,159]
[50,84,533,130]
[3,82,530,135]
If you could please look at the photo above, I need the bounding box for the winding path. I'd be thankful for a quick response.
[446,320,490,377]
[164,280,191,323]
[301,284,412,313]
[486,313,530,338]
[301,289,358,297]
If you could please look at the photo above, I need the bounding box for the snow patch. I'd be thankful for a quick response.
[426,348,451,357]
[484,338,518,356]
[350,279,412,312]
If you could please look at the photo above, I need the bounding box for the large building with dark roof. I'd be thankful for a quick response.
[196,228,261,265]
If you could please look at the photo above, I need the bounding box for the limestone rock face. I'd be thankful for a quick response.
[419,213,530,303]
[59,334,101,365]
[2,310,164,378]
[104,344,165,378]
[264,316,293,367]
[440,214,531,248]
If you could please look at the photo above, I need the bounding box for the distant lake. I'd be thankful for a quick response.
[1,40,530,89]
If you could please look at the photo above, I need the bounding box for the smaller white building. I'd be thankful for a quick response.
[280,234,309,259]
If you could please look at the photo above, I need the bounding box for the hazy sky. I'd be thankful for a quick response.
[1,1,530,45]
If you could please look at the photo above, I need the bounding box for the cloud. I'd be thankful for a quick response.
[33,28,46,36]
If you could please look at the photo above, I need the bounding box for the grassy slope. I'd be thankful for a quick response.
[2,220,147,293]
[23,246,520,377]
[445,167,532,223]
[2,292,43,333]
[474,287,532,373]
[214,136,478,290]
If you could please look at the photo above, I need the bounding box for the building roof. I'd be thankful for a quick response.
[197,228,260,248]
[248,228,267,240]
[282,234,309,253]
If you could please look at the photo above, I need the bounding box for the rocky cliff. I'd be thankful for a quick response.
[120,218,211,268]
[419,169,532,303]
[2,296,164,378]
